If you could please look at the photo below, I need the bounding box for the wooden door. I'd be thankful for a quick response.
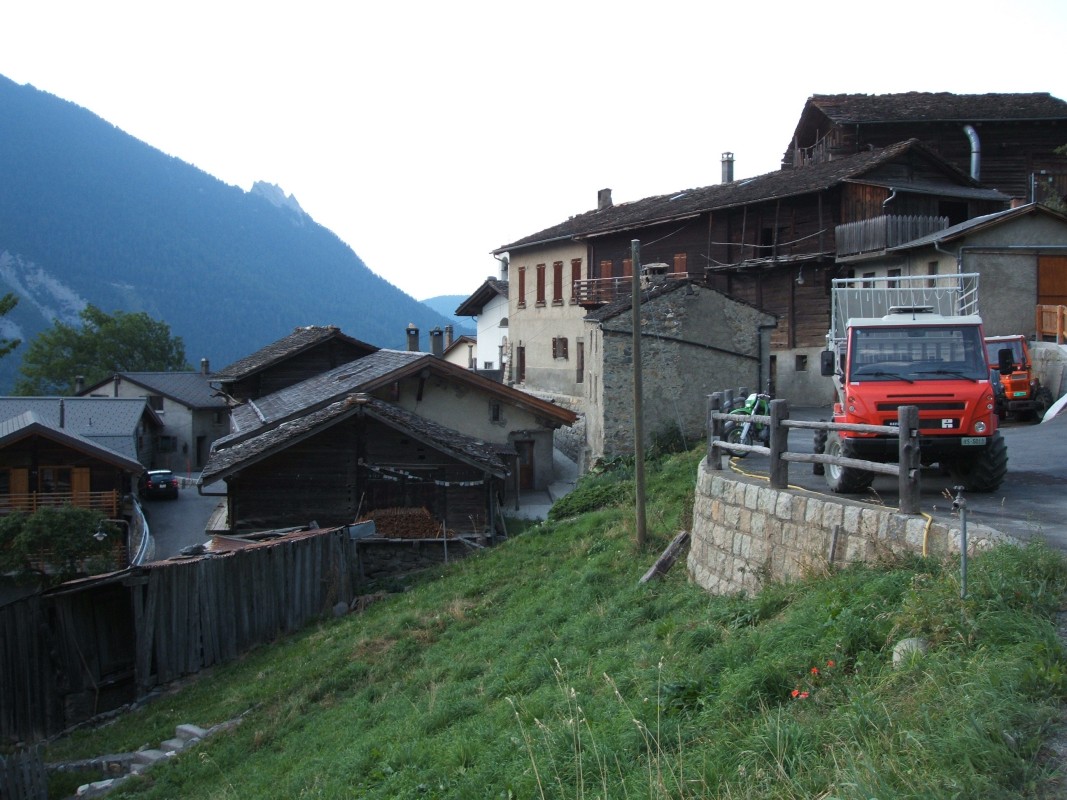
[1038,256,1067,306]
[516,440,535,491]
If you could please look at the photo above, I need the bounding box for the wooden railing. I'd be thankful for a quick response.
[573,272,689,305]
[0,491,121,516]
[835,215,949,257]
[1036,304,1067,344]
[706,392,922,514]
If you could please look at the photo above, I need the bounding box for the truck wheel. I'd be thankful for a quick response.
[946,432,1008,492]
[812,427,827,475]
[824,431,874,493]
[1035,387,1054,421]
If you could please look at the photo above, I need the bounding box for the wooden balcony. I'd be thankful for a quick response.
[573,271,691,308]
[0,490,121,516]
[835,215,949,258]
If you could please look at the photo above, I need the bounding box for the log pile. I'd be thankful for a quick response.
[361,507,452,539]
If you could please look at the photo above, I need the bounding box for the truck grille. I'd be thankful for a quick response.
[875,402,966,411]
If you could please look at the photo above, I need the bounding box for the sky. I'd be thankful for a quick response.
[2,1,1066,302]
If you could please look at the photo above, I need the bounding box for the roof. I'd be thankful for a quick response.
[79,371,227,409]
[804,92,1067,124]
[0,410,145,472]
[211,325,379,382]
[455,278,509,316]
[200,395,508,484]
[885,202,1067,252]
[443,335,477,358]
[495,140,1001,254]
[0,397,159,462]
[219,348,576,449]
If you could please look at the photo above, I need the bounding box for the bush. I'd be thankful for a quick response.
[0,506,115,585]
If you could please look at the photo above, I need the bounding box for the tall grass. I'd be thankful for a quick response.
[44,445,1067,799]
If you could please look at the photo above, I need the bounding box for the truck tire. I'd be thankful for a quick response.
[946,432,1008,492]
[824,431,875,493]
[812,427,827,475]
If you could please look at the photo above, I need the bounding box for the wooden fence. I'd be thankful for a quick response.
[0,746,47,800]
[0,527,358,743]
[706,391,921,514]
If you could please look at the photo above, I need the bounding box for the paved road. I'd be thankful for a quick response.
[140,480,225,560]
[724,408,1067,550]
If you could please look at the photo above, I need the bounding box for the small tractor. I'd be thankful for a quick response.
[984,334,1053,422]
[815,272,1007,494]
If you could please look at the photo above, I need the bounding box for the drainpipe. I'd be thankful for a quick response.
[963,125,981,182]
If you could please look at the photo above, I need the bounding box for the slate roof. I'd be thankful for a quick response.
[201,395,508,484]
[0,410,145,472]
[212,326,379,382]
[805,92,1067,124]
[0,397,158,462]
[455,278,509,316]
[495,140,1004,254]
[80,371,227,409]
[218,348,576,449]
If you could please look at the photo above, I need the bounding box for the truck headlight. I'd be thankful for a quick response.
[974,420,988,434]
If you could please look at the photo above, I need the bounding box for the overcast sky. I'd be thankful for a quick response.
[2,1,1066,301]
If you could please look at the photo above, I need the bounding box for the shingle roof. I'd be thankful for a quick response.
[80,372,227,409]
[0,410,145,472]
[201,395,507,484]
[806,92,1067,124]
[212,326,379,382]
[455,278,509,316]
[0,397,158,462]
[495,140,1000,253]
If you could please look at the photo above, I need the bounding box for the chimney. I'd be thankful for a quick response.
[113,375,120,397]
[597,188,613,210]
[445,325,454,348]
[200,357,210,375]
[74,375,84,395]
[430,327,444,358]
[406,323,420,352]
[59,398,65,428]
[721,152,734,183]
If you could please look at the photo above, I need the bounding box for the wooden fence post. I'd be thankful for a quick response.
[897,405,920,514]
[706,393,723,471]
[769,399,789,489]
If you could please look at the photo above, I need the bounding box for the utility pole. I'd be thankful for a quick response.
[631,239,647,547]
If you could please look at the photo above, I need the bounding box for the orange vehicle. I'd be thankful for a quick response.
[815,273,1006,493]
[984,334,1053,422]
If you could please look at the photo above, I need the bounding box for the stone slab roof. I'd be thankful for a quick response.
[495,140,1000,253]
[806,92,1067,124]
[80,371,227,409]
[212,326,379,382]
[201,395,507,484]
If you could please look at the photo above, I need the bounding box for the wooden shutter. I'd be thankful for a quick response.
[536,264,546,305]
[570,259,582,302]
[553,261,563,303]
[518,267,527,307]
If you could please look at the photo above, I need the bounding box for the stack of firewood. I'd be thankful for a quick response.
[361,507,452,539]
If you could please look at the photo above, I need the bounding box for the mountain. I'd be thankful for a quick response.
[0,74,472,391]
[420,295,469,325]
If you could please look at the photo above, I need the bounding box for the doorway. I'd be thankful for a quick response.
[515,440,535,490]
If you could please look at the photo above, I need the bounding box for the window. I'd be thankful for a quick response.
[795,354,808,372]
[926,261,939,288]
[516,346,526,382]
[536,264,546,306]
[490,401,502,423]
[146,395,164,412]
[887,268,901,288]
[39,467,72,493]
[158,435,178,453]
[570,259,582,303]
[552,261,563,304]
[552,337,569,360]
[483,361,494,369]
[576,340,585,383]
[517,267,527,308]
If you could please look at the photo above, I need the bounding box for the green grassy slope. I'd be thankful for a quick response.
[45,447,1067,799]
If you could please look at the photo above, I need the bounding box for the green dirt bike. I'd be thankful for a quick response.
[723,392,772,458]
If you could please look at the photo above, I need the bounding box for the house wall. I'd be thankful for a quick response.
[588,285,775,460]
[0,437,132,497]
[476,293,509,371]
[225,414,494,531]
[507,241,588,397]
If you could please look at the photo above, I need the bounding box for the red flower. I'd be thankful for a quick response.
[810,667,820,675]
[826,660,835,668]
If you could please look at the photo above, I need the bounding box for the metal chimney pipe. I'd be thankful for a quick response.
[962,125,981,181]
[200,358,210,375]
[722,152,735,183]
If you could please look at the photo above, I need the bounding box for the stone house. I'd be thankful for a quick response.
[78,367,229,471]
[584,280,776,460]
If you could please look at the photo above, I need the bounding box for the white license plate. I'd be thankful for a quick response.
[961,437,987,446]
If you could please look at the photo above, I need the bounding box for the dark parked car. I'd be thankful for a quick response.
[139,469,180,500]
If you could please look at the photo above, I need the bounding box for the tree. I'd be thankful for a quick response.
[14,305,189,395]
[0,292,20,360]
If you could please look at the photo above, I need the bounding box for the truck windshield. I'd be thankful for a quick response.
[849,325,987,382]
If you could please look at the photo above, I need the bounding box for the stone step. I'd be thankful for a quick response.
[175,723,208,742]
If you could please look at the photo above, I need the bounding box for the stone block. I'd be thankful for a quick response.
[842,505,862,535]
[775,492,794,521]
[160,738,186,753]
[805,498,824,525]
[822,502,844,529]
[133,749,169,766]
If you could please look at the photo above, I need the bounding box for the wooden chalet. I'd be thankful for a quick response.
[211,325,379,403]
[785,92,1067,202]
[0,410,145,517]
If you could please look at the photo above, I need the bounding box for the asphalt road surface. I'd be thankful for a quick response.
[140,479,225,560]
[724,408,1067,551]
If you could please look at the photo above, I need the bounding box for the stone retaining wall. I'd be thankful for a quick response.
[687,458,1013,595]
